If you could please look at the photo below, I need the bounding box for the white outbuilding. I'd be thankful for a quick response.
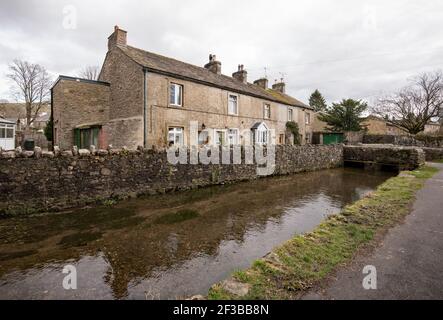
[0,118,16,150]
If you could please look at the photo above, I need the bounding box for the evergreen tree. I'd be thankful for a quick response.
[309,89,327,112]
[318,99,367,132]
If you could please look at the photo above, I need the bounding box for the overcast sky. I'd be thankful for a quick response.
[0,0,442,105]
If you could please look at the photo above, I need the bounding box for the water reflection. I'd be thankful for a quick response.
[0,168,394,299]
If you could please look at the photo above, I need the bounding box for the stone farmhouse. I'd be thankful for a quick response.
[52,26,314,150]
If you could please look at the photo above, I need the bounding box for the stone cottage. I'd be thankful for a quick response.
[52,26,313,150]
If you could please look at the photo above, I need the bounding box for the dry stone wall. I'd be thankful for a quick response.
[0,144,344,216]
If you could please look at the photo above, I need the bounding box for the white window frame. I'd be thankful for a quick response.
[0,123,15,150]
[215,129,226,145]
[305,112,311,125]
[228,93,239,115]
[263,103,271,119]
[254,122,269,145]
[169,83,183,107]
[168,127,184,146]
[227,128,239,145]
[288,108,293,121]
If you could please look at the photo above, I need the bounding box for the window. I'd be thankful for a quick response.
[215,130,225,145]
[256,130,268,144]
[279,134,285,144]
[170,83,183,106]
[6,125,13,138]
[305,132,311,144]
[168,127,184,146]
[227,129,239,145]
[305,112,311,125]
[263,104,271,119]
[288,108,293,121]
[74,127,100,149]
[0,124,14,139]
[198,130,209,145]
[228,94,238,115]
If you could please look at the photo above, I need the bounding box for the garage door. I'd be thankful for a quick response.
[323,133,344,145]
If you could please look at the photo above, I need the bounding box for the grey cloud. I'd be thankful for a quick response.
[0,0,442,104]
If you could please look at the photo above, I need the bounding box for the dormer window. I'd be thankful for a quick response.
[170,83,183,106]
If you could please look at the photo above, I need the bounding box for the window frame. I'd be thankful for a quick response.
[169,82,184,107]
[288,108,293,121]
[167,126,184,146]
[0,124,14,139]
[74,127,100,149]
[227,128,239,145]
[228,93,239,116]
[254,122,269,145]
[215,129,226,145]
[263,103,271,119]
[305,112,311,125]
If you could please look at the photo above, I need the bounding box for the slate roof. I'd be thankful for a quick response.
[118,45,312,109]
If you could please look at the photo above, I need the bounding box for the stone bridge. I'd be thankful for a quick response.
[343,144,426,170]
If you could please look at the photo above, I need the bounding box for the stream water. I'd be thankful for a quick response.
[0,167,394,299]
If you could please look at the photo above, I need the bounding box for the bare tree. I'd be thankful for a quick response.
[373,70,443,134]
[7,59,52,129]
[79,65,100,80]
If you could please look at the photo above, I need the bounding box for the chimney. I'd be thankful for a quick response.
[108,25,127,50]
[253,78,268,89]
[232,64,247,83]
[272,81,286,93]
[204,54,221,74]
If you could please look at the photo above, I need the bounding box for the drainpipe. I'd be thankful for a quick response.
[143,68,148,148]
[50,88,54,151]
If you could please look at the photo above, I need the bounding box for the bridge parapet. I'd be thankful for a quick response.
[344,144,425,170]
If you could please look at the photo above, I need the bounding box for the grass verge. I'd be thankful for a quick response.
[208,165,439,300]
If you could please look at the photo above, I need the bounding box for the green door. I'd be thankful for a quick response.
[323,133,344,145]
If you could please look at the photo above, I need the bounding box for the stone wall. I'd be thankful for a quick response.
[52,78,111,149]
[0,144,343,216]
[98,47,144,149]
[344,145,425,170]
[363,134,443,148]
[422,147,443,161]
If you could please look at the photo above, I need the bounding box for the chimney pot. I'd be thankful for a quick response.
[108,25,127,51]
[272,81,286,93]
[204,54,222,74]
[253,78,268,89]
[232,64,248,83]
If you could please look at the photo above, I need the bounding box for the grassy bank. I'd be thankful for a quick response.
[208,165,439,300]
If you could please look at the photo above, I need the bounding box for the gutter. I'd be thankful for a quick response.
[143,68,148,148]
[50,88,54,150]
